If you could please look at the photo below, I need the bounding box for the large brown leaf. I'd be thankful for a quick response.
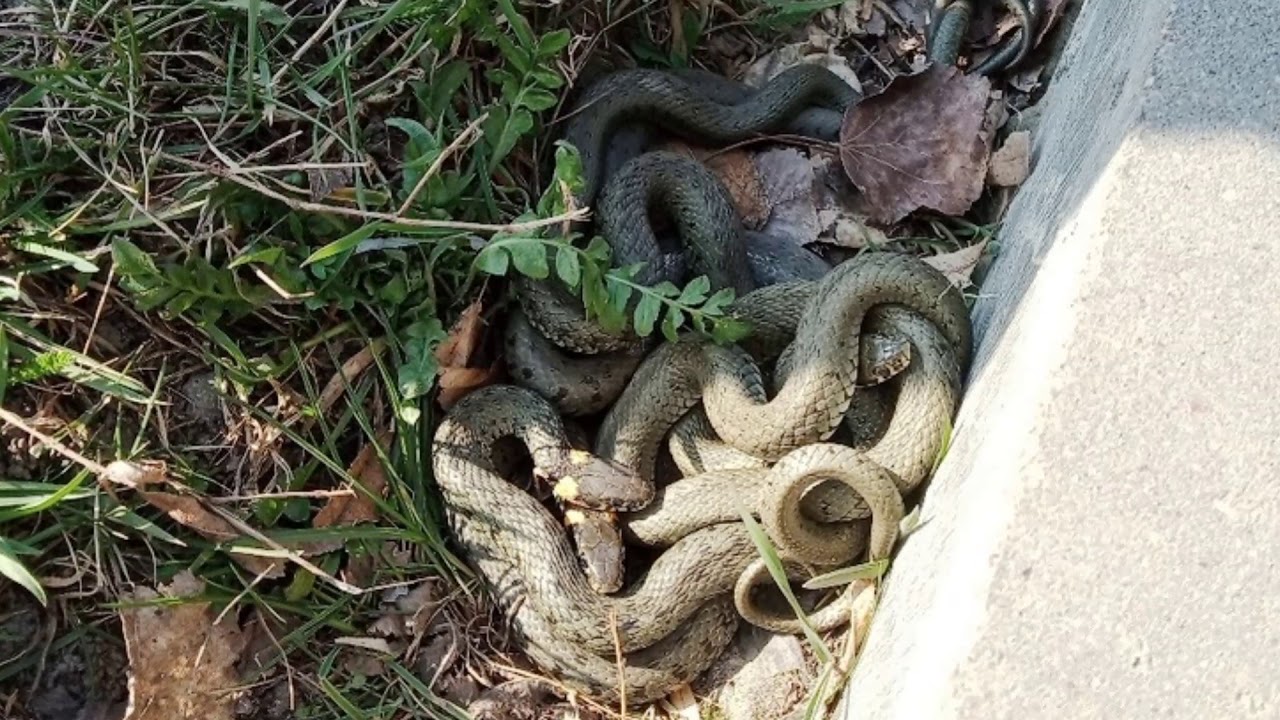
[121,571,247,720]
[839,65,996,224]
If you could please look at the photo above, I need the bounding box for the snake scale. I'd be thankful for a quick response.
[432,64,974,704]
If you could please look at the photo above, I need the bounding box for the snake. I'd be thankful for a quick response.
[928,0,1041,75]
[504,227,837,417]
[505,63,862,386]
[431,384,906,704]
[432,62,975,704]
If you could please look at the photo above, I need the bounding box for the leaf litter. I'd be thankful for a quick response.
[306,429,394,552]
[120,570,247,720]
[437,298,503,409]
[987,130,1031,187]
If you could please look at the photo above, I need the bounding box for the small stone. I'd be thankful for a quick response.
[987,131,1032,187]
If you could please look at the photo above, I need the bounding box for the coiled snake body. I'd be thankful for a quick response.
[432,65,974,704]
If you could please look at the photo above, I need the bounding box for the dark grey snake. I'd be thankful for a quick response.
[504,64,861,414]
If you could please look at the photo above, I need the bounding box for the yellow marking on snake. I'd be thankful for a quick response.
[564,508,587,525]
[553,476,580,502]
[569,449,593,465]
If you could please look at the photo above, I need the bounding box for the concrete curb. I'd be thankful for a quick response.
[839,0,1280,716]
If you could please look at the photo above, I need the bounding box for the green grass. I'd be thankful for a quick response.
[0,0,585,715]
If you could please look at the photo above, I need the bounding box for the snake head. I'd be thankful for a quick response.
[565,508,626,595]
[535,449,655,512]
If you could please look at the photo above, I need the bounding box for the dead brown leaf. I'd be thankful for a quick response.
[236,609,299,680]
[755,147,819,242]
[1009,64,1045,93]
[664,683,701,719]
[886,0,930,31]
[312,430,393,528]
[370,579,445,639]
[987,130,1031,187]
[316,340,385,418]
[923,238,989,289]
[436,299,485,368]
[827,2,887,38]
[437,299,502,409]
[818,211,890,249]
[121,571,246,720]
[139,491,286,578]
[840,65,996,223]
[467,679,558,720]
[341,651,387,678]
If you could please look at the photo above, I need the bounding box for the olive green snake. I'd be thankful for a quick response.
[432,65,975,704]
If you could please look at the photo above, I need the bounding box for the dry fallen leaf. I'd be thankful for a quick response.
[886,0,930,31]
[1009,64,1045,93]
[436,299,485,368]
[236,608,299,679]
[755,147,821,244]
[1036,0,1072,46]
[467,679,558,720]
[923,238,989,289]
[828,2,887,38]
[437,299,502,409]
[818,210,890,249]
[312,430,393,529]
[140,491,286,578]
[121,571,246,720]
[839,65,996,223]
[987,130,1031,187]
[370,579,445,639]
[341,651,387,678]
[316,340,385,418]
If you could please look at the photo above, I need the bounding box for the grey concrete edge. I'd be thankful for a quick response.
[835,0,1178,717]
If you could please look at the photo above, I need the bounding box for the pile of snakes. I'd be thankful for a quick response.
[430,63,974,705]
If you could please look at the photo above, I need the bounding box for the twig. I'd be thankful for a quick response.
[81,263,115,355]
[206,489,355,504]
[159,152,590,234]
[206,503,364,595]
[397,112,489,216]
[0,407,107,475]
[271,0,348,87]
[610,607,627,718]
